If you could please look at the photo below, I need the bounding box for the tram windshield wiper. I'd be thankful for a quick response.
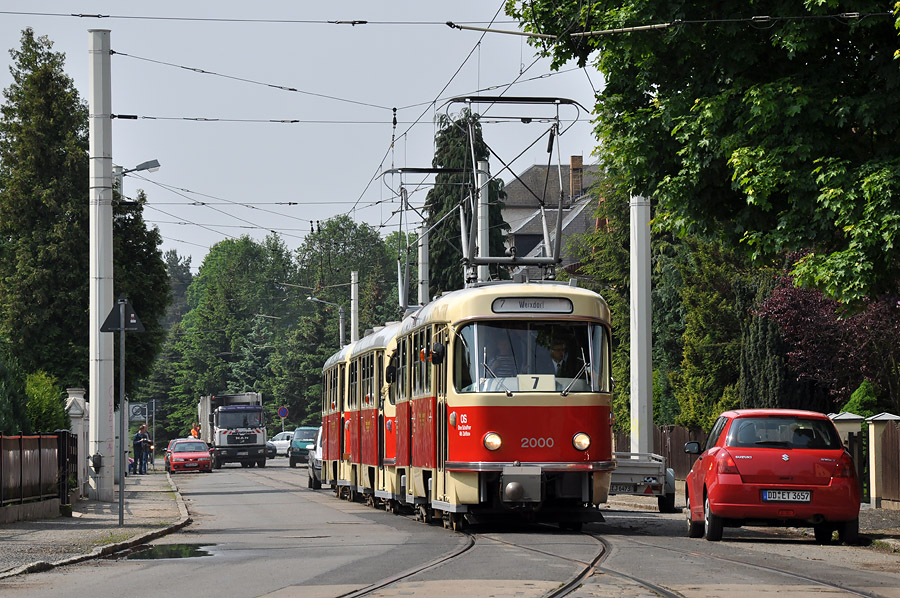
[561,348,591,396]
[481,362,514,397]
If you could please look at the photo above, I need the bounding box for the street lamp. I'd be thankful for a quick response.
[113,159,161,199]
[308,296,345,347]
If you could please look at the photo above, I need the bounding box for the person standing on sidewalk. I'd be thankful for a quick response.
[133,425,150,474]
[132,426,145,475]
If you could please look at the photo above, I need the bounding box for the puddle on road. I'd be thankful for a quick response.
[125,543,215,560]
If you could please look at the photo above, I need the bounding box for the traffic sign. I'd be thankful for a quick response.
[100,296,144,332]
[278,406,288,418]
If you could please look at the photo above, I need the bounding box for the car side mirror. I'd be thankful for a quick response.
[684,441,701,454]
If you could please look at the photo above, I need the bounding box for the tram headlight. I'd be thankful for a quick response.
[572,432,591,451]
[483,432,502,451]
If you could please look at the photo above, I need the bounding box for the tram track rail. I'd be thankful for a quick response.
[195,467,895,597]
[245,467,614,598]
[618,535,885,598]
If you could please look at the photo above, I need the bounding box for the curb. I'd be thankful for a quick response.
[0,472,192,580]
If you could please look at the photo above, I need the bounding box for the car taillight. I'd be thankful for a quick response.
[833,452,856,478]
[716,450,740,474]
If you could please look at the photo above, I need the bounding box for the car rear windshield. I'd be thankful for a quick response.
[727,417,842,449]
[174,442,208,452]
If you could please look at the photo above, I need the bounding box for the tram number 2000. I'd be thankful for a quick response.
[521,437,554,448]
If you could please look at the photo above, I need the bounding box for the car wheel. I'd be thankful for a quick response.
[838,518,859,544]
[686,490,704,538]
[241,462,250,468]
[312,474,321,490]
[658,492,677,513]
[289,458,296,468]
[704,495,723,541]
[307,471,314,488]
[257,458,266,468]
[814,523,835,544]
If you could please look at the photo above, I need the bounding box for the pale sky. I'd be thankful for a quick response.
[1,1,602,271]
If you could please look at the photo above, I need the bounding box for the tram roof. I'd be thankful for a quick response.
[349,320,403,358]
[323,340,356,370]
[399,280,609,336]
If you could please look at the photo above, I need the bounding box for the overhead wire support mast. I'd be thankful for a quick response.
[381,167,471,310]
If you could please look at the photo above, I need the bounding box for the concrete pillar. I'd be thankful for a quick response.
[65,388,88,498]
[88,29,115,501]
[629,195,652,454]
[867,412,900,509]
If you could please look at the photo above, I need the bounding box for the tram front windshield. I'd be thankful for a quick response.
[453,321,609,394]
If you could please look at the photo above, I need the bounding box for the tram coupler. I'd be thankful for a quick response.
[500,465,542,503]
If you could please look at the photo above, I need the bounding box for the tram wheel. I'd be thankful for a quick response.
[347,487,358,502]
[417,505,433,524]
[449,513,465,532]
[365,495,376,508]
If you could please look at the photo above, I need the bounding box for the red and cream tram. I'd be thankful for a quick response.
[320,280,614,529]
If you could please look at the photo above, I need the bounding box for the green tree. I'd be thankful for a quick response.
[25,370,67,432]
[0,343,26,434]
[0,29,90,387]
[506,1,900,305]
[162,249,192,330]
[0,29,170,393]
[296,215,396,335]
[424,111,509,296]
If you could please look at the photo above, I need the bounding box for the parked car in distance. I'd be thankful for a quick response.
[685,409,860,543]
[266,440,276,459]
[308,426,323,489]
[270,431,293,456]
[289,426,319,468]
[164,438,182,473]
[166,439,213,474]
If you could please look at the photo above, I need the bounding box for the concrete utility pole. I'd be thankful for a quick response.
[350,271,359,343]
[476,160,490,282]
[418,223,429,305]
[88,29,114,501]
[630,195,653,454]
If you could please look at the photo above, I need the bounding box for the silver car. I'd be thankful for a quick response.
[308,426,323,489]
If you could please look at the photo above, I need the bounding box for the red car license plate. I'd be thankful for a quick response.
[185,463,198,467]
[762,490,810,502]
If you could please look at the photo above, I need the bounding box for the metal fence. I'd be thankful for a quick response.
[1,432,78,507]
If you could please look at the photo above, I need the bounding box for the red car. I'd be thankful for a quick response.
[684,409,860,543]
[165,439,213,473]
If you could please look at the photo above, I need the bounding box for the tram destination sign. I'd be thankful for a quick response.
[492,297,573,314]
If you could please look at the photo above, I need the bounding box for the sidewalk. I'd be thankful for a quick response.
[0,469,190,580]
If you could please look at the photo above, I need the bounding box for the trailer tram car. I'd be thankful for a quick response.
[320,280,615,529]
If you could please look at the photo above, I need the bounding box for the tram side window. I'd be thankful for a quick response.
[376,353,383,404]
[362,354,374,407]
[399,338,409,401]
[349,361,358,409]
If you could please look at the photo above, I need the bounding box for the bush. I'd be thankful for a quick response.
[25,371,68,432]
[840,380,881,419]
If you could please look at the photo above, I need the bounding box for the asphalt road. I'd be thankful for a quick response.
[5,459,900,598]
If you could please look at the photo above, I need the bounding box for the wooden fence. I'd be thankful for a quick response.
[614,425,706,479]
[0,432,78,508]
[882,422,900,502]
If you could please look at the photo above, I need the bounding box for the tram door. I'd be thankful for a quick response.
[434,327,449,498]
